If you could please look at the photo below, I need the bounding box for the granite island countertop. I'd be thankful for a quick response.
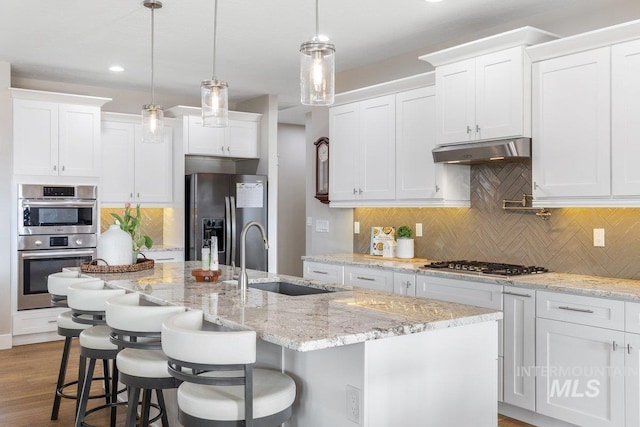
[84,261,502,352]
[303,253,640,302]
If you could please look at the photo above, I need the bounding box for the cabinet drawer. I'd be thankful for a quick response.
[344,266,393,293]
[13,308,67,336]
[626,302,640,334]
[536,291,624,330]
[416,275,503,310]
[303,262,344,284]
[143,250,185,264]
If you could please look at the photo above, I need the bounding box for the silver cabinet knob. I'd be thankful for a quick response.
[75,239,83,245]
[34,240,42,247]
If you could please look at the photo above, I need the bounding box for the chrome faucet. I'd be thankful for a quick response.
[239,221,269,303]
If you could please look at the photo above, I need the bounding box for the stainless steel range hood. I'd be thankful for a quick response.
[432,137,531,164]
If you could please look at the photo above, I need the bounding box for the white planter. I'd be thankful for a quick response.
[396,238,414,259]
[97,224,134,266]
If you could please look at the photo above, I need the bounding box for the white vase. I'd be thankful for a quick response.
[396,238,414,259]
[97,224,134,266]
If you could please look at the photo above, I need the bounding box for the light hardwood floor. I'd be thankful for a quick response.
[0,340,535,427]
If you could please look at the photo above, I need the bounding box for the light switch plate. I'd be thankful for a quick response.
[593,228,605,247]
[415,223,423,237]
[306,216,312,227]
[315,219,329,233]
[354,221,360,234]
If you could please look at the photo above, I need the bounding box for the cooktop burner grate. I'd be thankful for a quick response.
[423,260,548,276]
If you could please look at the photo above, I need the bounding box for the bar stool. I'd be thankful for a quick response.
[47,271,102,420]
[105,293,184,427]
[67,281,126,427]
[161,310,296,427]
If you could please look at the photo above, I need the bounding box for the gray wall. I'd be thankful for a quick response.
[277,124,306,276]
[0,63,11,348]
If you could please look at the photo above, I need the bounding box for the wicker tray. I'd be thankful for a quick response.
[80,257,155,273]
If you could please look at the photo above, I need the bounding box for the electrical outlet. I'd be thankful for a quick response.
[354,221,360,234]
[306,216,312,227]
[346,385,361,424]
[593,228,605,247]
[415,223,423,237]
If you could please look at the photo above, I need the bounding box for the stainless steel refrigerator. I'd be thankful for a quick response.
[185,173,268,271]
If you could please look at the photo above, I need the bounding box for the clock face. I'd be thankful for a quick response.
[318,144,329,162]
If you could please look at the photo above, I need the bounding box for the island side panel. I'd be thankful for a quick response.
[282,343,366,427]
[364,320,499,427]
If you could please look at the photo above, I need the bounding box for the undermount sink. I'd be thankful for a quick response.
[248,281,340,296]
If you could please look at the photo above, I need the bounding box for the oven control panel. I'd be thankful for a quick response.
[18,234,97,251]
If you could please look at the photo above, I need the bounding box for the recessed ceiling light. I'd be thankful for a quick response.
[109,65,125,72]
[424,0,443,2]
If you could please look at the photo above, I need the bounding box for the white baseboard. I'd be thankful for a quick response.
[499,402,579,427]
[0,333,12,350]
[12,331,63,346]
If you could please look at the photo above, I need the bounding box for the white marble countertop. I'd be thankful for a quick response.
[303,254,640,302]
[84,261,501,352]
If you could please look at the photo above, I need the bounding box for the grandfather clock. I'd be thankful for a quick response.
[314,137,330,204]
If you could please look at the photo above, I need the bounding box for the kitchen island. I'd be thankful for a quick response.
[87,261,502,427]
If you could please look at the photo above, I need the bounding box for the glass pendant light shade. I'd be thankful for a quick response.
[300,38,335,105]
[142,104,164,144]
[201,79,229,127]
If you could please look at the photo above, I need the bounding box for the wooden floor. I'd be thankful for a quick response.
[0,340,535,427]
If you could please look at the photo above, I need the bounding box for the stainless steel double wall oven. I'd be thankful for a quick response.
[17,184,98,310]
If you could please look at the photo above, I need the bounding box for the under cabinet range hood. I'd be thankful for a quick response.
[432,137,531,164]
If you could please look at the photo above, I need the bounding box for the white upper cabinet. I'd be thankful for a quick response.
[612,38,640,197]
[167,106,261,159]
[435,47,526,144]
[532,47,611,201]
[101,114,173,205]
[330,95,396,203]
[12,89,110,177]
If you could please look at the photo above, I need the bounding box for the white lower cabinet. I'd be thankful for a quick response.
[536,318,625,427]
[142,250,184,264]
[343,266,394,293]
[503,286,536,411]
[302,261,344,284]
[393,272,416,296]
[626,332,640,427]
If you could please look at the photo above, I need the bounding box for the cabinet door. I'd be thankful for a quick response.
[536,318,624,427]
[475,46,524,141]
[228,119,259,158]
[344,266,393,293]
[329,103,359,201]
[13,99,58,176]
[186,115,227,156]
[612,39,640,197]
[395,86,442,200]
[303,261,344,284]
[359,95,396,200]
[100,121,135,203]
[58,104,101,177]
[134,125,173,204]
[626,333,640,427]
[503,287,536,411]
[435,58,475,144]
[532,48,611,199]
[393,272,416,296]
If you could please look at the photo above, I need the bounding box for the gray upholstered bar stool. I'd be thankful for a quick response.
[105,292,185,427]
[162,310,297,427]
[67,280,126,427]
[47,271,102,420]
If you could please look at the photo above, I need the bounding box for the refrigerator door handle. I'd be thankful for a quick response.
[225,196,232,266]
[230,196,237,270]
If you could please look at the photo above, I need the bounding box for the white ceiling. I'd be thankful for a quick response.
[1,0,639,122]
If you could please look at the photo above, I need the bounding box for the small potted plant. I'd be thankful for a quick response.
[396,225,414,259]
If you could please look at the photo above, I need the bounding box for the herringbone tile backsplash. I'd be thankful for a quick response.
[354,161,640,279]
[100,208,164,246]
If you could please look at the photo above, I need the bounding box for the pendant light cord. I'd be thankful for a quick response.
[315,0,319,37]
[151,5,156,105]
[212,0,218,79]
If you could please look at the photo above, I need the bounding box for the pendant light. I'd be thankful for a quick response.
[142,0,164,143]
[300,0,335,106]
[201,0,229,127]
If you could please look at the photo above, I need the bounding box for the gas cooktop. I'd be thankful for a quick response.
[422,260,548,277]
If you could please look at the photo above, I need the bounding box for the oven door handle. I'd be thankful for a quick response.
[21,200,96,208]
[20,249,95,258]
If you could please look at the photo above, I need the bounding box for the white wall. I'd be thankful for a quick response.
[277,124,306,276]
[0,63,12,348]
[304,109,353,256]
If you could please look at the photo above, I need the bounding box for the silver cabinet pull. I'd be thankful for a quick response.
[48,320,57,324]
[358,188,363,195]
[405,281,412,289]
[137,193,140,198]
[356,276,375,281]
[613,341,618,351]
[534,182,539,189]
[312,270,328,275]
[154,257,175,261]
[353,188,357,195]
[221,146,225,152]
[466,125,472,134]
[558,306,594,314]
[435,185,440,193]
[475,124,481,133]
[53,165,57,171]
[62,165,65,172]
[628,344,632,354]
[503,291,532,298]
[130,193,133,198]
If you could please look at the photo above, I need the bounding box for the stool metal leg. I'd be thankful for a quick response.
[125,387,141,427]
[110,360,118,427]
[76,354,86,416]
[75,357,96,427]
[102,359,111,407]
[51,336,72,420]
[141,389,152,427]
[156,389,169,427]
